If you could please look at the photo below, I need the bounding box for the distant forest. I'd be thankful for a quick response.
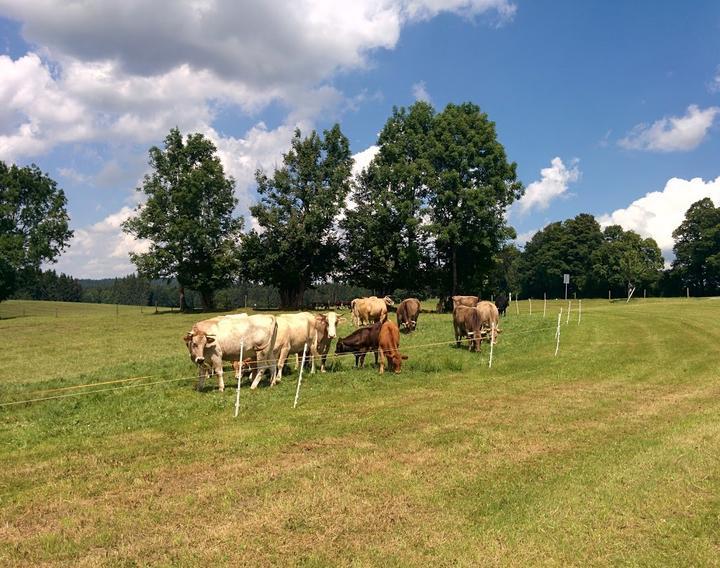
[10,270,371,310]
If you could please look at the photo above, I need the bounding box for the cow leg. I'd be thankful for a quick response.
[250,354,265,389]
[378,349,385,374]
[273,347,289,386]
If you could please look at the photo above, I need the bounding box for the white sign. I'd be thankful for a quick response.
[563,274,570,284]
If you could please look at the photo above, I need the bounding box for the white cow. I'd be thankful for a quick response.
[273,311,343,381]
[184,314,277,391]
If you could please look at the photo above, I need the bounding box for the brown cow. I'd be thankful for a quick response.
[378,320,407,373]
[452,295,479,309]
[335,321,384,368]
[396,298,421,333]
[452,305,483,351]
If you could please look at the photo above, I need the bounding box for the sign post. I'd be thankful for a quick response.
[563,274,570,300]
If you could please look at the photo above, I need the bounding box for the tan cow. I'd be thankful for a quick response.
[184,314,277,391]
[351,296,393,326]
[452,295,479,309]
[452,305,483,351]
[476,300,501,345]
[396,298,421,332]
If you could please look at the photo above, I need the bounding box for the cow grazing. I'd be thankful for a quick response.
[351,296,394,326]
[184,314,277,391]
[378,320,408,373]
[396,298,421,333]
[335,321,384,368]
[494,293,509,316]
[452,295,480,309]
[452,305,483,351]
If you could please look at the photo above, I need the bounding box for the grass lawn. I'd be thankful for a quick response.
[1,298,719,566]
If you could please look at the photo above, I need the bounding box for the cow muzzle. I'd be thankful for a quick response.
[195,356,205,364]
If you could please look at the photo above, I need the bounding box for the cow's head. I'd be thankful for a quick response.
[322,311,346,339]
[183,330,217,365]
[383,296,394,306]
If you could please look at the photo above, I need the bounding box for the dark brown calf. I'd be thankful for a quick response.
[335,321,383,367]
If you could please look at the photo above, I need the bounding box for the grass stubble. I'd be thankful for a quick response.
[0,298,719,566]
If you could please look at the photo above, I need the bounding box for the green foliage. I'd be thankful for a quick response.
[518,214,603,297]
[672,197,720,295]
[243,125,353,308]
[426,103,523,294]
[518,214,663,298]
[342,102,434,294]
[122,128,243,310]
[591,225,663,296]
[342,101,522,296]
[12,268,82,302]
[0,161,73,301]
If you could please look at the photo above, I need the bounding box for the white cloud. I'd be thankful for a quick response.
[514,228,537,246]
[351,144,380,179]
[412,80,431,103]
[618,105,720,152]
[53,206,150,278]
[598,176,720,259]
[514,157,580,215]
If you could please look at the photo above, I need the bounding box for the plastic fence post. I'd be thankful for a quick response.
[234,340,244,418]
[293,343,308,409]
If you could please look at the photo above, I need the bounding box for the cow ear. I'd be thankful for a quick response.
[205,335,216,346]
[183,332,193,343]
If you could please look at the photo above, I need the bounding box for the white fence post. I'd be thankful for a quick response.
[543,293,547,318]
[578,299,582,325]
[566,300,571,324]
[515,295,520,316]
[293,343,308,409]
[488,322,496,368]
[554,309,563,356]
[529,298,532,316]
[234,340,244,418]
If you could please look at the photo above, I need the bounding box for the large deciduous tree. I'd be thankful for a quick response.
[517,214,604,298]
[672,198,720,295]
[242,125,352,309]
[0,162,73,302]
[341,102,434,294]
[591,225,663,298]
[122,128,242,311]
[426,103,523,295]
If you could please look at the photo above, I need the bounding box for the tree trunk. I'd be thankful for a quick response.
[179,286,188,312]
[200,289,214,311]
[279,282,305,310]
[451,245,458,296]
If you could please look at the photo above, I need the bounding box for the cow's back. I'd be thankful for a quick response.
[476,301,500,328]
[452,295,479,308]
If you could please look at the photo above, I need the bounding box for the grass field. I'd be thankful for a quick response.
[1,298,720,566]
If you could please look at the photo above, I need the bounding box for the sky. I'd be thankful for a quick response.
[1,0,719,278]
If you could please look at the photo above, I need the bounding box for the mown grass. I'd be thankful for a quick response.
[1,298,720,566]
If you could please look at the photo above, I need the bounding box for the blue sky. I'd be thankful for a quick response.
[1,1,719,277]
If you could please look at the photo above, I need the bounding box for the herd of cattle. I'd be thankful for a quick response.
[183,294,508,391]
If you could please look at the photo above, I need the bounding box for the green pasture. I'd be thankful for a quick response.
[1,298,719,566]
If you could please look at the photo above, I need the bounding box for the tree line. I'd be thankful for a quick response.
[3,100,720,309]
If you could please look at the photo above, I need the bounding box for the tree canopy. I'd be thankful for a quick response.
[341,102,434,294]
[0,161,73,302]
[122,128,243,310]
[672,198,720,295]
[242,125,353,308]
